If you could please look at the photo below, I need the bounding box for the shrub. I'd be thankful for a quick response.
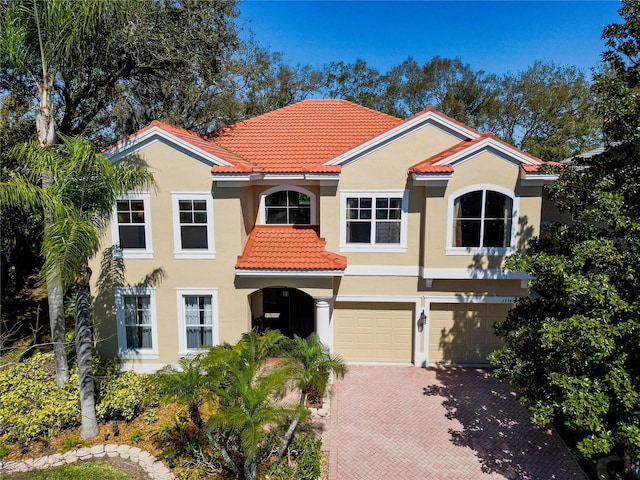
[62,434,89,452]
[0,443,11,458]
[0,353,80,443]
[96,370,147,422]
[144,409,159,425]
[128,427,143,443]
[265,427,322,480]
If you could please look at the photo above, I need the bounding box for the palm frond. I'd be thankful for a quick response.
[0,173,66,217]
[41,211,101,289]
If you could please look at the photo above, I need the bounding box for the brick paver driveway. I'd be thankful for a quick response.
[316,366,586,480]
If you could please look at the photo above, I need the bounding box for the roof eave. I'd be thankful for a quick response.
[235,269,345,278]
[433,137,541,168]
[104,126,234,167]
[411,172,454,187]
[324,110,480,167]
[212,172,341,183]
[520,169,559,186]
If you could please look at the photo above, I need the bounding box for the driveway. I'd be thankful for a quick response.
[316,366,586,480]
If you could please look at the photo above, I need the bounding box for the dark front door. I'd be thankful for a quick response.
[258,288,314,338]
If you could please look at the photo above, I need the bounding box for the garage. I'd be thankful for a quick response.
[333,302,414,363]
[428,303,511,365]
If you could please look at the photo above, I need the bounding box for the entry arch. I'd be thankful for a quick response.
[249,286,315,339]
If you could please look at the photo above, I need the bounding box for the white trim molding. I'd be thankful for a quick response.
[111,192,154,260]
[104,125,233,167]
[345,265,419,276]
[324,110,479,167]
[115,287,159,360]
[339,189,409,253]
[520,169,560,186]
[433,136,540,168]
[445,184,519,257]
[171,192,216,259]
[258,185,317,225]
[176,288,220,356]
[235,269,344,278]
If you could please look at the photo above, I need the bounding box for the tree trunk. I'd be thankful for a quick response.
[204,428,243,479]
[75,265,99,439]
[43,170,69,386]
[243,454,257,480]
[274,414,300,465]
[39,78,69,385]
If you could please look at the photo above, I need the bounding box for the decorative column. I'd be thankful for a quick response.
[315,298,331,350]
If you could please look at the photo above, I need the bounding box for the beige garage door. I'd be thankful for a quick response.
[428,303,511,365]
[334,302,413,363]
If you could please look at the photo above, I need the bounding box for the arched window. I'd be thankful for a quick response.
[264,190,312,224]
[452,190,513,248]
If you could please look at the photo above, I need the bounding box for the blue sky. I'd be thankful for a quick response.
[238,1,622,76]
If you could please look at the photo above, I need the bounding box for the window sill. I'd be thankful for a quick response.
[340,244,408,253]
[445,247,515,256]
[114,249,154,260]
[178,349,213,357]
[174,251,216,260]
[118,349,160,360]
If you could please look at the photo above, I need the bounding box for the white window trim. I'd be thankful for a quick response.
[111,192,153,259]
[446,184,519,256]
[115,287,159,360]
[258,186,317,225]
[339,189,409,253]
[171,192,216,259]
[176,288,219,356]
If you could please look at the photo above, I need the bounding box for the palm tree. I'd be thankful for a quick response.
[0,136,154,438]
[154,355,212,428]
[2,0,119,385]
[276,333,347,460]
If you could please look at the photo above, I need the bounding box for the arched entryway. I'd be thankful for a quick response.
[249,287,315,339]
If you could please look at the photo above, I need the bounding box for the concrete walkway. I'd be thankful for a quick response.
[317,366,587,480]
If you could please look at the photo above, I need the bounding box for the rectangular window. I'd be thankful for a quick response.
[117,199,146,249]
[341,190,408,253]
[177,288,218,354]
[183,295,213,349]
[116,287,158,359]
[346,196,401,244]
[179,200,208,249]
[112,193,153,259]
[172,193,215,259]
[124,295,152,349]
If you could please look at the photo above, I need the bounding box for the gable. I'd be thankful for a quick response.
[103,121,242,167]
[339,123,466,189]
[324,106,480,168]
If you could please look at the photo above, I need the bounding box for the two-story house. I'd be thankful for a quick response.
[92,99,557,372]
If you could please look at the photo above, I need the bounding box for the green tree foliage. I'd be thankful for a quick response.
[153,331,339,480]
[0,0,244,148]
[490,1,640,472]
[594,0,640,143]
[0,136,154,438]
[319,59,386,111]
[383,56,495,123]
[477,61,601,161]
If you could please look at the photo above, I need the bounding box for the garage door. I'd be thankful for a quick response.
[334,302,413,363]
[428,303,511,365]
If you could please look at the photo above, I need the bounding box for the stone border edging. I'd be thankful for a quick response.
[0,444,174,480]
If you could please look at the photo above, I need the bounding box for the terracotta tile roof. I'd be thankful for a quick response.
[236,225,347,271]
[208,99,403,174]
[403,105,483,136]
[409,136,486,173]
[409,132,553,173]
[104,120,250,166]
